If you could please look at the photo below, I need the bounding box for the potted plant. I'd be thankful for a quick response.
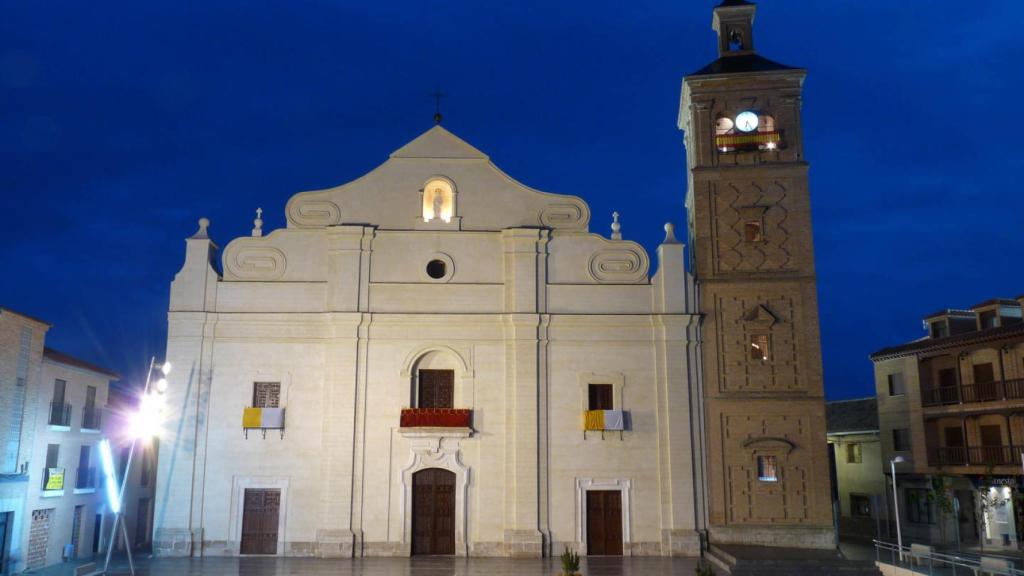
[560,546,581,576]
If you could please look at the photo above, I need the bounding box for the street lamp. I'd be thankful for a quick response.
[890,455,906,562]
[100,357,169,575]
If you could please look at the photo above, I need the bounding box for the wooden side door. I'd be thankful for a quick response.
[586,490,622,556]
[418,370,454,409]
[240,488,280,555]
[412,468,456,555]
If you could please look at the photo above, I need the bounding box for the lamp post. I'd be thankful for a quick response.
[100,357,169,575]
[890,455,906,562]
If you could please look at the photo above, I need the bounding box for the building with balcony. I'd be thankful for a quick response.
[872,295,1024,549]
[154,1,836,558]
[20,348,118,570]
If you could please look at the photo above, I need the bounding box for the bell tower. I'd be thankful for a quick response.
[680,0,833,548]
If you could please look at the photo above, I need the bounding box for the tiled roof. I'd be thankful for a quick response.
[43,347,120,379]
[688,54,799,77]
[826,397,878,434]
[870,322,1024,361]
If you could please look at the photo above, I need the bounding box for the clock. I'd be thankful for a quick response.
[735,111,759,132]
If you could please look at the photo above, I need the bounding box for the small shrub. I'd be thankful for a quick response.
[560,545,581,575]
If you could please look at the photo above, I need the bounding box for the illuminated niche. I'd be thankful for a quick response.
[422,178,455,223]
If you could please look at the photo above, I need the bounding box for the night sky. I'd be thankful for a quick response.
[2,1,1022,399]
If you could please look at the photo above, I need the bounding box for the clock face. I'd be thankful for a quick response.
[735,111,759,132]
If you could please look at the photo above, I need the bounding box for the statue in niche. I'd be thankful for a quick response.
[432,188,444,221]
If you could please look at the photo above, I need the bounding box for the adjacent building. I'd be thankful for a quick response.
[0,307,135,573]
[826,397,884,540]
[0,307,50,574]
[154,0,833,559]
[22,348,118,569]
[872,296,1024,549]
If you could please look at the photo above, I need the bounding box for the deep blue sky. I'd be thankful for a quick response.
[2,1,1021,399]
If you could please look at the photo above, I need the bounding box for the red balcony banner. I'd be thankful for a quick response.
[400,408,472,428]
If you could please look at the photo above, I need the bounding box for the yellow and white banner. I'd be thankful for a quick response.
[583,410,625,431]
[242,407,285,429]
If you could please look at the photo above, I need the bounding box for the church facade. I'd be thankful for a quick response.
[154,0,832,558]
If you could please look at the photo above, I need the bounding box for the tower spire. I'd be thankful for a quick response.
[713,0,756,56]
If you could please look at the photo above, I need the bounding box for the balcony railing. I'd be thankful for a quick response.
[242,406,285,438]
[48,402,71,426]
[931,445,1021,467]
[81,406,101,430]
[715,130,782,152]
[922,378,1024,407]
[399,408,472,428]
[42,467,65,491]
[75,466,96,489]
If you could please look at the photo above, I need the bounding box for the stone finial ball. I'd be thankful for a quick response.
[199,217,210,228]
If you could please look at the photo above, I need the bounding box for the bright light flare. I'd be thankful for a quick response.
[128,392,165,440]
[155,378,168,394]
[98,439,121,513]
[161,361,172,376]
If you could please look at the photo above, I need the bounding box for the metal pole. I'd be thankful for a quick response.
[891,458,904,562]
[102,356,155,575]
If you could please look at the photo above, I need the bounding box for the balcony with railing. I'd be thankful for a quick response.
[399,408,472,429]
[930,445,1022,467]
[75,466,96,490]
[715,130,782,153]
[242,406,286,439]
[48,402,71,427]
[81,406,101,431]
[921,378,1024,408]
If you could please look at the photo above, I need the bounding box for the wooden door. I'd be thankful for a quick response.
[418,370,454,409]
[973,363,997,400]
[412,468,456,555]
[979,425,1005,464]
[240,489,280,555]
[586,490,622,556]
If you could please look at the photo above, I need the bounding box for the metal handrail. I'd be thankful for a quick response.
[81,406,101,430]
[48,401,71,426]
[874,539,1024,575]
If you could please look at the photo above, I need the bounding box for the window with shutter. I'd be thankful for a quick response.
[253,382,281,408]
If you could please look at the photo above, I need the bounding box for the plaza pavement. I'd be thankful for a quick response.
[27,555,707,576]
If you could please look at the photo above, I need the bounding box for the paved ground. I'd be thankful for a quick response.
[28,555,707,576]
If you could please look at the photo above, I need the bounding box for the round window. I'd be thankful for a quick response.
[426,259,447,279]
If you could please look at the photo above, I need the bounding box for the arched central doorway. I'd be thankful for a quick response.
[412,468,456,555]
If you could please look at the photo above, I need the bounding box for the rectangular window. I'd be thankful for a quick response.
[750,334,770,362]
[744,220,763,242]
[906,488,933,524]
[757,455,778,482]
[979,311,998,330]
[252,382,281,408]
[930,321,949,339]
[45,444,59,468]
[588,384,614,410]
[888,373,905,396]
[893,428,912,452]
[846,443,862,464]
[52,379,66,404]
[973,363,995,383]
[85,386,96,410]
[850,494,872,517]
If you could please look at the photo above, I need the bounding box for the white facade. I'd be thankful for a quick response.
[154,126,704,558]
[19,350,115,570]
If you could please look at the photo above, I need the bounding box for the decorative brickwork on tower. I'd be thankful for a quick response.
[679,0,834,548]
